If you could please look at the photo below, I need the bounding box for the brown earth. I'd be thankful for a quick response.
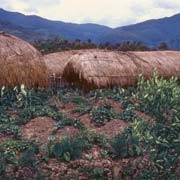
[95,119,130,138]
[93,99,123,113]
[21,117,56,144]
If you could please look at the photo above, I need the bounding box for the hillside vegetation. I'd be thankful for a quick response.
[0,74,180,179]
[33,38,168,54]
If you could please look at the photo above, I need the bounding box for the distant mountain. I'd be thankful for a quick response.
[167,34,180,49]
[0,8,112,42]
[0,8,180,49]
[100,14,180,49]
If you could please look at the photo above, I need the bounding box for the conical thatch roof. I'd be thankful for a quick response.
[62,50,180,90]
[0,32,48,88]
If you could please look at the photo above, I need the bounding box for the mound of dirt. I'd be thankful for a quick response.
[21,117,56,143]
[56,126,79,139]
[21,116,79,144]
[79,114,129,138]
[95,119,129,138]
[0,135,11,142]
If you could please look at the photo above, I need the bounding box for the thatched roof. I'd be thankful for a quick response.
[43,49,98,76]
[0,32,48,88]
[43,50,78,76]
[62,50,180,90]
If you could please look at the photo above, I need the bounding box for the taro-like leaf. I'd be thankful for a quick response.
[54,143,63,159]
[63,152,71,162]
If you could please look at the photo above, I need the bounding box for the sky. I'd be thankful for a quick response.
[1,0,180,27]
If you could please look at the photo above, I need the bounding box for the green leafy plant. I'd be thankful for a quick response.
[119,106,137,121]
[91,104,115,126]
[46,130,93,161]
[131,118,180,179]
[136,72,180,123]
[138,169,159,180]
[53,118,84,132]
[73,105,92,115]
[88,167,108,180]
[0,139,39,178]
[0,114,21,137]
[110,127,142,158]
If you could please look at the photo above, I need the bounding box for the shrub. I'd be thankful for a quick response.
[110,127,142,158]
[46,130,93,161]
[19,105,60,120]
[0,114,21,137]
[119,106,137,121]
[0,140,39,176]
[88,167,108,180]
[91,104,115,126]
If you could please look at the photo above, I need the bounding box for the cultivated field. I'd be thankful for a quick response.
[0,74,180,180]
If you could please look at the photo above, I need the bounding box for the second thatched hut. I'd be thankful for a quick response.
[43,49,100,88]
[62,50,180,90]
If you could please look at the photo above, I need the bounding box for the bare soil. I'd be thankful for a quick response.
[21,117,56,143]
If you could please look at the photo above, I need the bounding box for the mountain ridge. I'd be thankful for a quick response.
[0,8,180,49]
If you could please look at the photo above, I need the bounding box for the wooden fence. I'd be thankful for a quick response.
[48,75,69,88]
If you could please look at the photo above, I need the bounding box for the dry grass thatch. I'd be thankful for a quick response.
[62,50,180,90]
[43,49,98,76]
[43,50,78,76]
[0,32,48,88]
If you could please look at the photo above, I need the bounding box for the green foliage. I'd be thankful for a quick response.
[0,114,21,137]
[136,72,180,123]
[63,96,88,105]
[116,41,149,51]
[73,105,92,115]
[0,86,53,110]
[0,140,42,179]
[64,95,92,115]
[34,37,150,54]
[95,132,109,148]
[133,73,180,178]
[89,87,135,103]
[18,148,39,168]
[158,42,169,50]
[110,127,142,158]
[119,106,137,121]
[91,104,115,126]
[46,130,93,161]
[138,169,158,180]
[54,118,84,132]
[88,167,108,180]
[20,105,61,120]
[1,76,180,179]
[34,38,97,54]
[131,118,180,179]
[0,140,39,175]
[0,85,27,109]
[0,152,6,175]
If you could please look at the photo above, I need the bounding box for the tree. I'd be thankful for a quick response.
[158,42,169,50]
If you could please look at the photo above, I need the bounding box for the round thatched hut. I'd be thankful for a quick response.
[62,50,180,90]
[0,32,48,88]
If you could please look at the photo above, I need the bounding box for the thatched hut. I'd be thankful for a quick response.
[0,32,48,88]
[43,49,98,76]
[43,50,79,76]
[43,49,99,88]
[62,50,180,90]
